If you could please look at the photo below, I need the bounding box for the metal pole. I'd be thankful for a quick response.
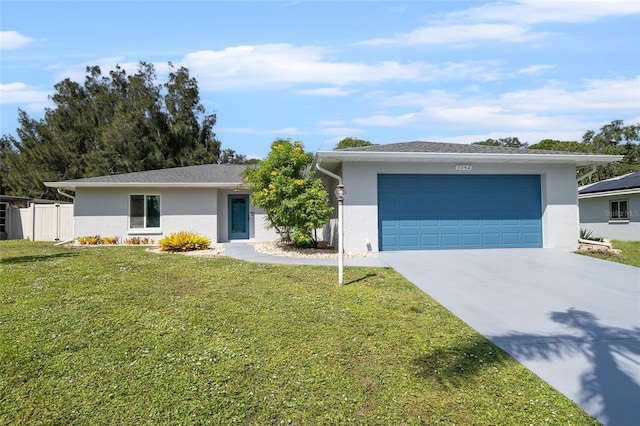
[338,197,344,286]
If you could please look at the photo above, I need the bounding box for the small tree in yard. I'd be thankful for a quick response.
[244,139,333,248]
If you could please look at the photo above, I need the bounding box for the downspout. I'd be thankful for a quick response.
[576,165,611,248]
[315,157,342,184]
[57,188,75,201]
[55,189,75,245]
[578,238,611,249]
[576,165,597,185]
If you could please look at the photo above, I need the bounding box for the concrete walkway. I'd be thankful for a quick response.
[222,242,388,267]
[223,243,639,425]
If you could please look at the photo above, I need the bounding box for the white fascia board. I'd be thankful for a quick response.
[43,182,244,190]
[316,151,623,167]
[579,188,640,199]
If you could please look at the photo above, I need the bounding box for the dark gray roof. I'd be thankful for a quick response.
[579,171,640,194]
[338,141,593,156]
[49,164,250,185]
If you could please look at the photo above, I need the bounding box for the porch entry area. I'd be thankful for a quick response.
[228,194,249,240]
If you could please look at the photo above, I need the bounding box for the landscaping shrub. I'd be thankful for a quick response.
[77,235,102,245]
[292,228,314,248]
[77,235,119,245]
[158,231,211,252]
[124,236,154,245]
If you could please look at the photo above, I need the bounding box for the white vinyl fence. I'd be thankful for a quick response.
[7,203,73,241]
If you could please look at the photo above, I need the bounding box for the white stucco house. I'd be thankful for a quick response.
[45,164,279,244]
[578,171,640,241]
[45,141,622,252]
[314,142,621,253]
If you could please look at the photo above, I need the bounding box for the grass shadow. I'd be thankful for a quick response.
[344,272,378,286]
[413,334,512,386]
[0,252,78,264]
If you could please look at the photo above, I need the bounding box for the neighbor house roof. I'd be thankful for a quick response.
[578,171,640,198]
[316,141,623,168]
[45,164,251,190]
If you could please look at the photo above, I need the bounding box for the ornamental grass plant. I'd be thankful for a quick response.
[158,231,211,252]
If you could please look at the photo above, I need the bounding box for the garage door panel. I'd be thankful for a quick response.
[378,174,542,250]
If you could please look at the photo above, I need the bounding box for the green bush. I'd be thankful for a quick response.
[292,228,314,248]
[158,231,211,252]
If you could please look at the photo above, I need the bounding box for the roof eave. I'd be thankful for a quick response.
[44,182,246,190]
[316,150,623,167]
[579,188,640,199]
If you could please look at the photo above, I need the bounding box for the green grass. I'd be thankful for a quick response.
[577,240,640,268]
[1,241,599,425]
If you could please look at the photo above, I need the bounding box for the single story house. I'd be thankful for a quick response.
[45,164,279,244]
[314,142,621,253]
[578,171,640,241]
[45,142,622,252]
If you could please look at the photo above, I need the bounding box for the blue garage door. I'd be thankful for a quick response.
[378,174,542,250]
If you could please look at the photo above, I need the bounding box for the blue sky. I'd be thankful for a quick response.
[1,0,639,158]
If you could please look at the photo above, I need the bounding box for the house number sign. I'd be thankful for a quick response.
[455,164,473,171]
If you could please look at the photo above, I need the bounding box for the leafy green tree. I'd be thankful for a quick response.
[472,137,528,148]
[3,62,222,199]
[529,120,640,183]
[334,137,374,150]
[218,148,248,164]
[244,139,333,247]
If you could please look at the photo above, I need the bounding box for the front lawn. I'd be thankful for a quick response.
[1,241,598,425]
[577,240,640,268]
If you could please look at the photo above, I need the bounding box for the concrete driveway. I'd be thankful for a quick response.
[379,248,640,426]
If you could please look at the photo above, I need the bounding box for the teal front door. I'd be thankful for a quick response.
[229,195,250,239]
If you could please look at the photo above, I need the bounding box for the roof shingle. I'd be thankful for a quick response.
[51,164,250,185]
[338,141,593,155]
[579,171,640,194]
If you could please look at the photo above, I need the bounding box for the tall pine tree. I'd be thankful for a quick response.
[1,62,221,199]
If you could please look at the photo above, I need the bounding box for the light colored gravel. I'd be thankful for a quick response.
[252,241,373,259]
[146,244,225,258]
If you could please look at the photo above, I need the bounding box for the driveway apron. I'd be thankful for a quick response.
[379,248,640,426]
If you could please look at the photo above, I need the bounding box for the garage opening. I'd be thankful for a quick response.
[378,174,542,250]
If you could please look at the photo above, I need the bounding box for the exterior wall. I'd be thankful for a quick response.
[74,187,280,244]
[74,187,219,242]
[579,193,640,241]
[341,161,580,253]
[215,190,278,242]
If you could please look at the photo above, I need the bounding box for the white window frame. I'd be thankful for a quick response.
[129,194,162,233]
[609,199,629,223]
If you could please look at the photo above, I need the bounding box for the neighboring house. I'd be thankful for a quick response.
[314,142,621,253]
[578,171,640,241]
[45,142,622,251]
[45,164,279,244]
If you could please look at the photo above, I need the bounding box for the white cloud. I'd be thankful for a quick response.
[517,65,555,74]
[296,87,356,96]
[179,44,501,91]
[0,82,50,104]
[0,30,35,49]
[446,0,640,25]
[351,76,640,142]
[51,58,174,85]
[360,0,640,47]
[362,23,545,46]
